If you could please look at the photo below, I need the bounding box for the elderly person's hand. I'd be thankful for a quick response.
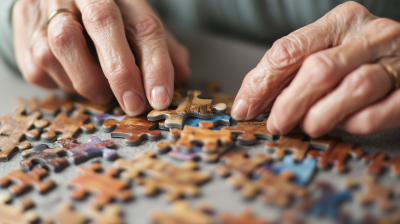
[232,2,400,137]
[13,0,190,116]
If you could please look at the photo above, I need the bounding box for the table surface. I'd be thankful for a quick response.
[0,25,399,224]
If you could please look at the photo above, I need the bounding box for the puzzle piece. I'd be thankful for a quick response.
[299,182,351,218]
[152,200,213,224]
[68,163,132,207]
[41,113,95,142]
[114,151,210,201]
[45,202,88,224]
[170,121,234,153]
[308,137,364,172]
[0,168,55,195]
[85,204,124,224]
[345,175,396,211]
[265,135,310,161]
[0,193,39,224]
[20,144,69,172]
[219,210,271,224]
[222,116,273,145]
[156,140,231,163]
[263,155,317,185]
[147,90,227,129]
[72,99,121,116]
[239,169,307,206]
[210,92,236,114]
[16,93,73,116]
[102,115,161,146]
[362,152,400,176]
[184,114,230,129]
[94,113,125,126]
[56,136,116,164]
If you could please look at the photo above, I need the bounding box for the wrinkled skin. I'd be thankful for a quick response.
[14,1,400,137]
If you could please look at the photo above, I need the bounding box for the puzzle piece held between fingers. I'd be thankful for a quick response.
[41,113,95,142]
[0,168,55,195]
[219,210,271,224]
[102,115,161,146]
[20,144,69,172]
[265,135,310,161]
[148,90,227,129]
[0,193,39,224]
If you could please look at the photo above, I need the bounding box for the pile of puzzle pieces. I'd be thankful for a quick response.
[0,82,399,224]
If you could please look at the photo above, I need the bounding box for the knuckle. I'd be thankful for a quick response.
[347,66,375,100]
[105,63,132,86]
[303,54,335,86]
[48,17,80,49]
[82,1,119,28]
[265,36,304,70]
[132,14,164,39]
[23,70,47,87]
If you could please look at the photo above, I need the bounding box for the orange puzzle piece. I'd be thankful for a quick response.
[0,193,39,224]
[362,152,400,176]
[152,200,213,224]
[219,209,272,224]
[265,135,310,161]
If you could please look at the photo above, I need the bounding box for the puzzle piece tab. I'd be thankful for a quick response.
[219,210,271,224]
[0,193,39,224]
[152,200,213,224]
[41,113,95,142]
[265,135,310,161]
[362,152,400,176]
[16,93,73,116]
[20,144,69,172]
[56,136,116,164]
[148,90,227,129]
[114,151,210,201]
[68,163,132,207]
[0,168,55,195]
[102,115,161,146]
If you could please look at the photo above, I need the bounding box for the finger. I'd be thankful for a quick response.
[116,0,174,110]
[75,0,146,116]
[13,0,57,89]
[166,31,191,85]
[301,62,393,137]
[268,17,400,135]
[47,0,113,103]
[231,1,375,121]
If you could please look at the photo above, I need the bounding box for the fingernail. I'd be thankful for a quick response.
[123,91,145,116]
[231,99,248,120]
[267,114,280,135]
[151,86,170,110]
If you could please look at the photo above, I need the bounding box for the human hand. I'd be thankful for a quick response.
[13,0,190,116]
[231,2,400,137]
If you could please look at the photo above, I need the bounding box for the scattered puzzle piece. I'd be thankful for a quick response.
[0,193,39,224]
[16,93,73,116]
[114,151,210,201]
[263,155,317,185]
[68,163,132,206]
[41,113,95,142]
[219,209,271,224]
[45,202,88,224]
[0,168,55,195]
[308,137,364,172]
[152,200,213,224]
[184,114,230,130]
[94,113,125,126]
[170,121,234,153]
[299,182,351,218]
[222,116,273,145]
[148,90,227,129]
[85,204,124,224]
[56,136,116,164]
[72,99,121,116]
[20,144,69,172]
[345,175,396,211]
[362,152,400,176]
[102,115,161,146]
[265,135,310,161]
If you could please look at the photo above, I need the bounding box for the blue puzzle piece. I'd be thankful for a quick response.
[94,114,126,126]
[184,114,230,130]
[265,155,317,185]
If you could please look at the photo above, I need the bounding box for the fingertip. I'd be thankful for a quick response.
[267,114,280,135]
[123,90,146,116]
[231,99,248,120]
[150,86,171,110]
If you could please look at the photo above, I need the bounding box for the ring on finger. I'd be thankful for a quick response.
[47,8,74,27]
[380,64,399,90]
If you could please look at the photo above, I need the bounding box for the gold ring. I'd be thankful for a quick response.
[47,8,73,27]
[381,64,399,90]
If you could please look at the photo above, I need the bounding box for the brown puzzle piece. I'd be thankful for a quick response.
[0,193,39,224]
[219,210,271,224]
[147,90,227,129]
[85,204,124,224]
[238,169,306,206]
[152,200,213,224]
[73,99,122,116]
[170,121,234,153]
[41,113,95,142]
[16,93,73,116]
[102,115,161,146]
[345,175,396,211]
[20,144,69,172]
[0,168,55,195]
[308,137,364,172]
[114,151,210,201]
[265,135,310,161]
[362,152,400,176]
[68,163,132,207]
[222,116,273,145]
[45,202,88,224]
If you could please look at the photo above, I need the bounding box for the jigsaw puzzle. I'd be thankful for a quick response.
[68,163,132,207]
[362,152,400,176]
[102,115,161,146]
[72,99,121,116]
[16,94,73,116]
[147,90,227,129]
[94,113,125,126]
[0,193,39,224]
[20,144,69,172]
[219,210,271,224]
[45,202,88,224]
[265,135,310,161]
[184,114,230,129]
[0,168,55,195]
[84,203,124,224]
